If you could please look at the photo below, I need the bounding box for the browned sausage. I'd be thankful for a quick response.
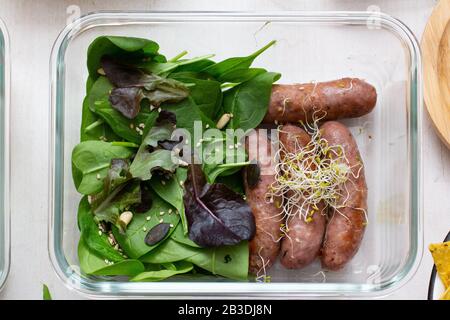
[278,124,327,269]
[319,121,368,270]
[244,129,282,275]
[264,78,377,124]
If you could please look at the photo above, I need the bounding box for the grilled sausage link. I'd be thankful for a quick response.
[264,78,377,124]
[244,129,281,275]
[278,124,327,269]
[320,121,368,270]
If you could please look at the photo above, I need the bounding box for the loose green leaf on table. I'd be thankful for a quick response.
[43,284,52,300]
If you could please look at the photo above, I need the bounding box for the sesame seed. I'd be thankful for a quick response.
[104,259,109,264]
[96,174,101,180]
[205,124,210,128]
[139,123,145,128]
[170,224,174,228]
[179,181,184,186]
[157,107,162,112]
[229,113,234,118]
[150,105,155,111]
[228,145,234,149]
[161,180,166,185]
[129,123,134,129]
[159,219,164,223]
[185,139,189,144]
[159,211,165,216]
[168,209,172,214]
[146,216,151,221]
[143,227,147,232]
[98,230,102,236]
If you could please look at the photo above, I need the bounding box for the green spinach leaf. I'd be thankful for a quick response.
[223,71,281,131]
[77,196,125,262]
[112,191,180,259]
[150,168,188,234]
[130,261,193,282]
[78,237,144,276]
[71,141,133,195]
[140,238,249,280]
[87,36,160,79]
[202,40,275,78]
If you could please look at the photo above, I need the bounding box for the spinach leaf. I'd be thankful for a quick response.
[93,180,142,231]
[150,168,188,234]
[142,54,215,75]
[129,112,179,181]
[171,223,201,248]
[87,36,160,79]
[77,197,125,262]
[112,191,180,259]
[223,71,280,131]
[78,237,144,276]
[172,59,215,73]
[140,238,249,281]
[80,95,118,142]
[170,74,222,120]
[184,165,255,247]
[130,261,193,282]
[202,40,275,78]
[71,141,133,195]
[43,284,52,300]
[218,67,266,85]
[163,97,215,136]
[88,76,158,144]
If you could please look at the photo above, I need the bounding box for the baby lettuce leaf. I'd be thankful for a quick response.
[142,54,215,76]
[130,261,193,282]
[218,67,266,85]
[87,36,161,80]
[78,238,144,276]
[140,238,249,281]
[129,112,179,181]
[93,180,142,231]
[183,165,255,247]
[223,71,281,131]
[202,40,275,78]
[101,55,189,119]
[71,141,133,195]
[90,158,132,210]
[88,76,158,144]
[150,168,188,234]
[77,197,125,262]
[112,191,180,259]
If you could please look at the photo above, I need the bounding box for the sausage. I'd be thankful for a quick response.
[263,78,377,124]
[319,121,368,270]
[278,124,327,269]
[244,129,282,275]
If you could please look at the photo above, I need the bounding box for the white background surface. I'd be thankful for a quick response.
[0,0,446,300]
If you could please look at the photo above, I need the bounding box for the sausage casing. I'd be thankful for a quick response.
[278,125,327,269]
[264,78,377,124]
[319,121,368,270]
[244,129,282,275]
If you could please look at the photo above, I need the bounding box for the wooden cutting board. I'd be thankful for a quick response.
[423,0,450,148]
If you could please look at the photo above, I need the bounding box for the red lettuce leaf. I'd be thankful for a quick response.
[183,165,255,247]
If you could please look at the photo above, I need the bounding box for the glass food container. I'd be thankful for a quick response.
[0,17,9,292]
[49,11,422,298]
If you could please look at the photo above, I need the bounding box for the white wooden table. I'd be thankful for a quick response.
[0,0,445,300]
